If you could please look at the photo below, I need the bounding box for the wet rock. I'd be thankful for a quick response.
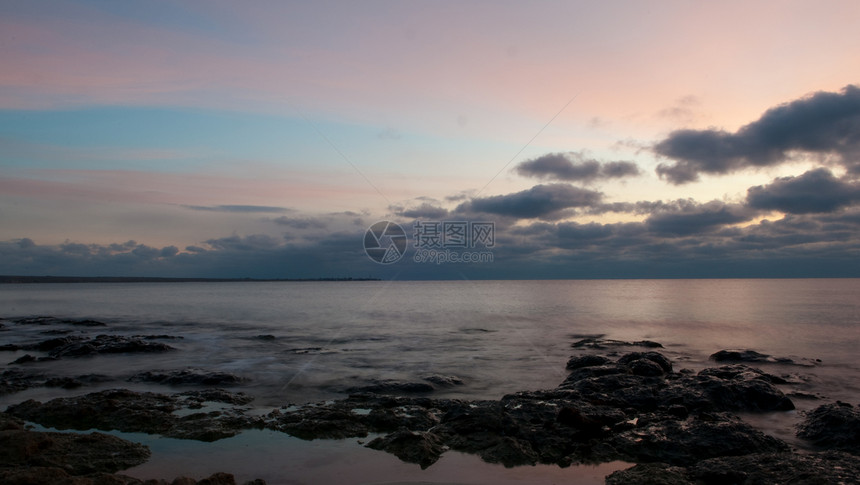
[0,413,150,475]
[366,429,446,469]
[571,338,663,349]
[690,451,860,484]
[422,374,464,387]
[0,368,43,394]
[565,354,612,370]
[605,462,690,485]
[5,388,257,442]
[607,413,789,466]
[129,369,246,386]
[692,366,795,412]
[346,380,435,395]
[710,349,799,365]
[797,401,860,453]
[255,334,276,341]
[0,344,21,351]
[11,316,108,327]
[179,389,255,406]
[618,351,673,374]
[9,354,37,365]
[47,334,175,358]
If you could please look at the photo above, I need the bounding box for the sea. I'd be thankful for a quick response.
[1,279,859,484]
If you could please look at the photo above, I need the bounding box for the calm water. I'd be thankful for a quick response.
[2,279,859,483]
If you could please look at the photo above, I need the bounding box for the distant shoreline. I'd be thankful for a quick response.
[0,275,381,284]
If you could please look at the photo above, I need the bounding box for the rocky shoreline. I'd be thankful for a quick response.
[1,316,859,484]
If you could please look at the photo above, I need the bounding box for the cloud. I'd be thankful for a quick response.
[392,203,450,220]
[184,205,291,213]
[272,216,328,229]
[746,168,860,214]
[458,183,603,219]
[645,200,753,236]
[515,152,641,182]
[655,85,860,184]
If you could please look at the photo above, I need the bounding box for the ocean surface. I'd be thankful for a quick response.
[1,279,859,484]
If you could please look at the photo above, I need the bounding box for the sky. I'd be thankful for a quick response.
[2,0,860,279]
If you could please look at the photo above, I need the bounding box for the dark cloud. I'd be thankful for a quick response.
[458,183,602,219]
[184,205,291,213]
[655,85,860,184]
[746,168,860,214]
[515,152,641,182]
[645,200,753,236]
[204,234,282,251]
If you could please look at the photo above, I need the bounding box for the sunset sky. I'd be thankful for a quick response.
[2,0,860,279]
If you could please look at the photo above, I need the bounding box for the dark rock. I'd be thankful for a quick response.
[12,316,107,327]
[0,344,21,351]
[710,349,803,365]
[129,369,246,386]
[347,380,435,395]
[366,429,445,469]
[561,364,629,385]
[5,388,257,442]
[608,413,790,466]
[618,351,673,373]
[422,374,464,387]
[0,413,150,474]
[693,366,795,412]
[0,369,43,395]
[565,354,612,370]
[9,354,37,365]
[605,462,691,485]
[571,338,663,349]
[47,334,175,358]
[45,377,84,389]
[690,451,860,485]
[255,334,276,341]
[797,402,860,453]
[627,358,666,377]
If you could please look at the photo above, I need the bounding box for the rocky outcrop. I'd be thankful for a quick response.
[5,388,259,442]
[606,451,860,485]
[797,401,860,453]
[129,368,246,386]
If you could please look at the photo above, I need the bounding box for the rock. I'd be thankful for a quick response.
[605,413,790,466]
[618,351,673,374]
[346,380,435,395]
[422,374,464,387]
[0,368,43,394]
[605,451,860,485]
[689,451,860,484]
[0,413,150,474]
[797,402,860,453]
[47,334,175,358]
[5,388,258,442]
[12,316,108,326]
[366,429,445,469]
[129,369,246,386]
[9,354,37,365]
[605,462,691,485]
[565,354,612,370]
[710,349,799,365]
[693,366,795,412]
[571,338,663,349]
